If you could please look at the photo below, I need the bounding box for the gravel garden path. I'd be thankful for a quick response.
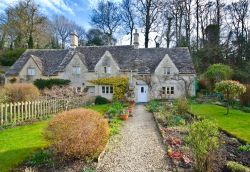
[96,105,169,172]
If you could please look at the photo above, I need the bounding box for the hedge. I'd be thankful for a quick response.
[34,79,71,89]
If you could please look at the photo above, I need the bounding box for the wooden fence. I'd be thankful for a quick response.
[0,98,83,126]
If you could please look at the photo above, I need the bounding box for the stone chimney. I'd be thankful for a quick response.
[70,31,78,49]
[133,29,139,48]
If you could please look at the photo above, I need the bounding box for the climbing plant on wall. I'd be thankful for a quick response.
[90,76,129,101]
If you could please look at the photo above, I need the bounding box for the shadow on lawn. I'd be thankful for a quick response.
[0,147,43,172]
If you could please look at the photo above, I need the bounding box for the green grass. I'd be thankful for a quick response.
[190,103,250,143]
[0,120,49,172]
[85,104,110,115]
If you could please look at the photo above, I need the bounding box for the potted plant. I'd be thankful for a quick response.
[120,108,129,120]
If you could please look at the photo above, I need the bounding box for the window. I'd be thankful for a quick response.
[27,67,36,76]
[73,66,80,75]
[141,87,144,93]
[104,66,111,74]
[162,87,166,94]
[164,67,171,75]
[102,86,113,94]
[171,87,174,94]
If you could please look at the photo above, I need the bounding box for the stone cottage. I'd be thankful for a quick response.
[5,30,196,102]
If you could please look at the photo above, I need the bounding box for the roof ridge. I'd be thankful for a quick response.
[25,49,67,52]
[77,45,134,48]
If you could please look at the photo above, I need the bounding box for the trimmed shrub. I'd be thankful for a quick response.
[226,161,250,172]
[95,96,110,105]
[3,83,40,102]
[240,84,250,107]
[34,79,70,90]
[186,119,219,172]
[45,108,109,159]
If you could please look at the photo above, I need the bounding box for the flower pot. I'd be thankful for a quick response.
[120,114,129,120]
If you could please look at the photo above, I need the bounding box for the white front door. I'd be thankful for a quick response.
[137,85,148,103]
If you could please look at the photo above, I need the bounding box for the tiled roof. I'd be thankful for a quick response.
[5,45,195,76]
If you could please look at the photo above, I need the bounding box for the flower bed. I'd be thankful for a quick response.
[147,99,250,172]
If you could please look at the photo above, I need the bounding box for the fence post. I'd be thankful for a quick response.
[4,103,8,125]
[10,103,13,124]
[17,102,21,123]
[1,104,3,125]
[21,102,24,121]
[13,103,16,123]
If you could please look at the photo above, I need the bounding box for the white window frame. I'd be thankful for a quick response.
[104,66,111,74]
[166,86,174,95]
[27,67,36,76]
[164,67,171,75]
[101,85,113,94]
[73,66,81,75]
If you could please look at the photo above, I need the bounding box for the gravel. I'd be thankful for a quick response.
[96,105,169,172]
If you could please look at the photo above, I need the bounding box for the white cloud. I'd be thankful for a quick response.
[0,0,75,16]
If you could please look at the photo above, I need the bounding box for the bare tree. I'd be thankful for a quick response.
[51,15,72,49]
[121,0,136,45]
[91,1,121,45]
[136,0,162,48]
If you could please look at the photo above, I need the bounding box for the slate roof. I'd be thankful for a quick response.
[5,45,195,76]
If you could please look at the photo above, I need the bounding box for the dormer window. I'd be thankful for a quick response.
[27,67,36,76]
[104,66,111,74]
[164,67,171,75]
[73,66,81,75]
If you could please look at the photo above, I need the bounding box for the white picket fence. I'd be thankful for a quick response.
[0,98,82,126]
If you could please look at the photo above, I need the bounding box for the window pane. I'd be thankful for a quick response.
[162,87,166,94]
[171,87,174,94]
[167,87,170,94]
[107,67,111,73]
[167,67,171,74]
[27,68,35,76]
[106,86,109,93]
[110,86,113,93]
[141,87,144,93]
[102,86,105,93]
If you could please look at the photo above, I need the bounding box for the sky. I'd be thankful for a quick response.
[0,0,121,29]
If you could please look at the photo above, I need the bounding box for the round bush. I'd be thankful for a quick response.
[95,96,110,105]
[3,83,40,102]
[45,108,109,159]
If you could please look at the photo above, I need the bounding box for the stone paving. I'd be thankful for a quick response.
[96,105,169,172]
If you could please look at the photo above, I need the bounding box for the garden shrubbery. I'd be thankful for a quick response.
[186,119,219,172]
[95,96,110,105]
[0,48,26,66]
[34,78,70,89]
[175,98,189,115]
[146,100,161,112]
[45,108,109,159]
[0,83,40,103]
[107,102,124,118]
[226,161,250,172]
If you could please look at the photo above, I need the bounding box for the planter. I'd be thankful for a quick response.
[120,114,129,120]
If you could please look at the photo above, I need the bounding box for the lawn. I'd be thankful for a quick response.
[86,104,110,115]
[0,104,116,171]
[190,103,250,143]
[0,120,49,172]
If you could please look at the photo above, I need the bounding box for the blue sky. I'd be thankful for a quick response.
[0,0,121,29]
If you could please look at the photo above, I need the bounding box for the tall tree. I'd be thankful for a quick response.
[91,1,121,45]
[136,0,162,48]
[121,0,136,45]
